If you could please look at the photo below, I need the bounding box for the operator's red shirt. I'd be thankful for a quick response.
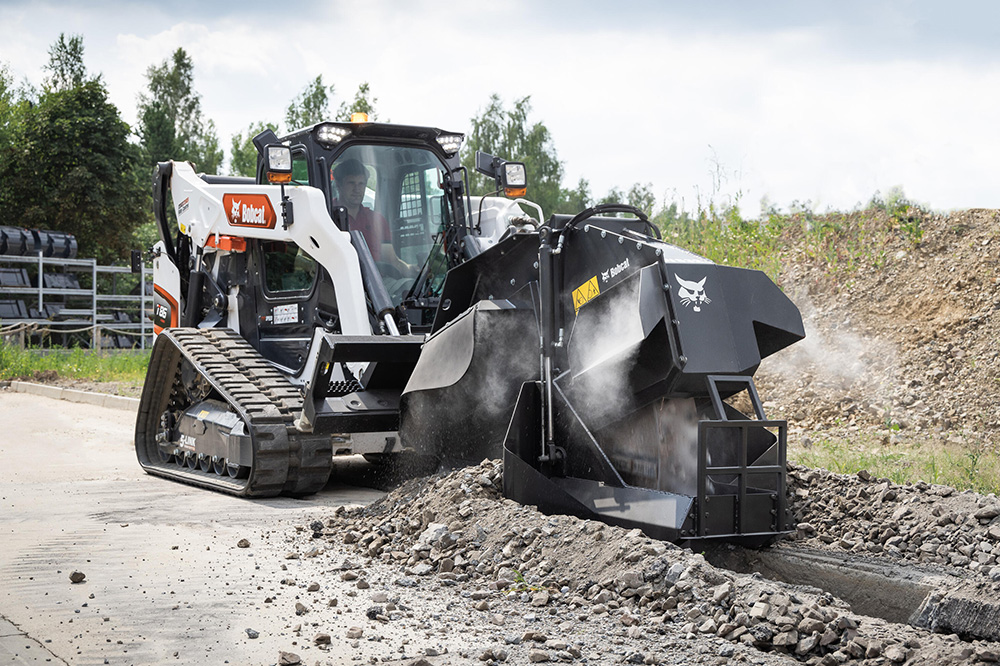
[344,205,390,261]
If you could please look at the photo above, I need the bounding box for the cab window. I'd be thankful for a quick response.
[329,144,451,304]
[261,241,316,293]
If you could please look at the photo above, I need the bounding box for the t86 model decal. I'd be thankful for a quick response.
[222,194,277,229]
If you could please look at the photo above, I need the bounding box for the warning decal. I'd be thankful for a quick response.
[572,276,600,314]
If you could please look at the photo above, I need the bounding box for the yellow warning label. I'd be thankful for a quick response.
[572,276,600,314]
[198,410,209,419]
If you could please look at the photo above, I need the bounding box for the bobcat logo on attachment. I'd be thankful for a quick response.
[674,274,711,312]
[222,194,277,229]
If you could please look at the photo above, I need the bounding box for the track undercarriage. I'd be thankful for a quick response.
[134,328,332,497]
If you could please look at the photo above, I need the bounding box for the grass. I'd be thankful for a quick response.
[790,432,1000,495]
[653,196,919,285]
[0,340,150,384]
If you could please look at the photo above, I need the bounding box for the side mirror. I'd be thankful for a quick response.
[475,151,527,198]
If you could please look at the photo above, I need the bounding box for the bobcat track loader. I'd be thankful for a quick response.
[135,118,804,543]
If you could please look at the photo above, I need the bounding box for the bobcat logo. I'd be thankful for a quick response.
[674,274,711,312]
[230,198,241,223]
[601,270,610,282]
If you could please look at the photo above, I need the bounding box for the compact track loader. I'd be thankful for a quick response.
[135,118,804,543]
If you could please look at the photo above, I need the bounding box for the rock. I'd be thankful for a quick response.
[346,626,363,639]
[885,645,909,663]
[528,650,550,663]
[307,582,320,592]
[712,582,733,604]
[313,633,331,645]
[356,578,370,589]
[411,563,434,576]
[69,571,86,584]
[294,602,308,615]
[237,538,250,548]
[796,633,820,655]
[424,647,442,656]
[976,506,1000,520]
[371,591,389,603]
[490,613,505,625]
[245,628,259,639]
[772,630,798,648]
[531,591,550,607]
[475,600,490,611]
[278,652,301,665]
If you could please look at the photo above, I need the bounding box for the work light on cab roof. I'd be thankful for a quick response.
[316,123,351,145]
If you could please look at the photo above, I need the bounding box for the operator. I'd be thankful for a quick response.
[332,158,414,277]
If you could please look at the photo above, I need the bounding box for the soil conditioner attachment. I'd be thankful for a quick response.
[135,117,805,544]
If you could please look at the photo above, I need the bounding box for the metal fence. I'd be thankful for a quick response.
[0,252,152,350]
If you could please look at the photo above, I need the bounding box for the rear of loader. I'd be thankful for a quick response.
[401,205,805,544]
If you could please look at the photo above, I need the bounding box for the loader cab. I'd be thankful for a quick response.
[327,143,452,308]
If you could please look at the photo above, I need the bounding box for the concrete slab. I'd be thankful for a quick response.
[0,391,384,664]
[0,633,59,665]
[0,617,20,637]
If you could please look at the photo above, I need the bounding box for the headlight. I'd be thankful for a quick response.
[503,162,526,188]
[436,133,464,156]
[265,144,292,184]
[316,123,351,145]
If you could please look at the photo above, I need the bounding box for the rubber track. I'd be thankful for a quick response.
[135,328,332,497]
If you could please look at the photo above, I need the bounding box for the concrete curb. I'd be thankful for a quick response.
[5,381,139,412]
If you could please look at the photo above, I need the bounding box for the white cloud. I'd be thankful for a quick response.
[2,0,1000,212]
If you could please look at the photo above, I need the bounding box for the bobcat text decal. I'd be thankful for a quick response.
[222,194,277,229]
[674,274,711,312]
[600,258,630,283]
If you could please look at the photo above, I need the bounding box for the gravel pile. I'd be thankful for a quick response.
[261,460,1000,665]
[787,464,1000,578]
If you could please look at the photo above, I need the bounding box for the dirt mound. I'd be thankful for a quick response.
[757,208,1000,441]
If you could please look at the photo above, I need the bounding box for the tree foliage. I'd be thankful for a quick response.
[137,48,222,173]
[0,78,147,263]
[286,75,334,130]
[229,121,278,177]
[461,95,567,219]
[43,33,88,92]
[339,82,380,121]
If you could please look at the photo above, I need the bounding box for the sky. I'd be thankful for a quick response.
[2,0,1000,216]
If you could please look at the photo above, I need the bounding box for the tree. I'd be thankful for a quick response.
[43,33,88,92]
[339,82,380,121]
[461,95,566,219]
[0,63,19,147]
[229,121,278,177]
[137,48,223,173]
[560,178,592,214]
[286,75,333,130]
[0,79,147,263]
